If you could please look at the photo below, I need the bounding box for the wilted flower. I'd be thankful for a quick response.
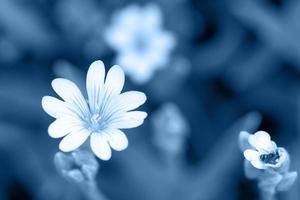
[42,60,147,160]
[239,130,297,196]
[104,4,176,84]
[243,131,288,170]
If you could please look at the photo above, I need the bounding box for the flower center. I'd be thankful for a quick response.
[89,114,103,131]
[135,34,148,53]
[260,150,280,165]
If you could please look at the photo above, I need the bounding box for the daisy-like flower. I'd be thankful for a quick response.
[104,4,176,84]
[42,60,147,160]
[243,131,288,170]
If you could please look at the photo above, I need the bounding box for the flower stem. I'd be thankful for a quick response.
[79,180,109,200]
[260,190,276,200]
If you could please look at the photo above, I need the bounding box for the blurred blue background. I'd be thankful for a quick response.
[0,0,299,199]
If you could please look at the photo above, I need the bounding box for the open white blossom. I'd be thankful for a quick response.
[42,60,147,160]
[243,131,288,170]
[104,4,176,84]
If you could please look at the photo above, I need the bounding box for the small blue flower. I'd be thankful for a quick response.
[104,4,176,84]
[42,60,147,160]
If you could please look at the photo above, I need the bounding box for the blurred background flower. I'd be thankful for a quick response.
[104,4,176,84]
[151,102,189,158]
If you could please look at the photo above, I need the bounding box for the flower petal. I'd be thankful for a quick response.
[274,147,289,170]
[52,78,89,118]
[239,131,251,152]
[143,4,162,30]
[104,25,131,51]
[105,65,125,96]
[251,160,266,169]
[153,31,175,50]
[86,60,105,113]
[90,133,111,160]
[59,129,90,152]
[48,117,83,138]
[248,131,274,152]
[109,111,147,129]
[102,91,147,120]
[117,91,147,111]
[244,149,260,161]
[244,160,261,179]
[42,96,73,118]
[105,129,128,151]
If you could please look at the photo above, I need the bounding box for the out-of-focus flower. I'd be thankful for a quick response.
[151,103,189,156]
[54,150,109,200]
[54,150,99,184]
[42,60,147,160]
[104,4,176,84]
[243,131,288,170]
[239,131,297,196]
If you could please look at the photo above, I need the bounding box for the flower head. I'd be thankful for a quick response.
[54,150,99,184]
[240,130,297,196]
[151,103,189,155]
[42,60,147,160]
[104,4,176,84]
[243,131,288,170]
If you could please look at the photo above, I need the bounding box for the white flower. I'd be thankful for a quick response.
[42,60,147,160]
[243,131,288,170]
[104,4,176,84]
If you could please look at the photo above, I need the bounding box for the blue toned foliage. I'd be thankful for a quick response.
[0,0,299,200]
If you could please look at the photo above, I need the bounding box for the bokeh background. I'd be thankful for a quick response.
[0,0,299,199]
